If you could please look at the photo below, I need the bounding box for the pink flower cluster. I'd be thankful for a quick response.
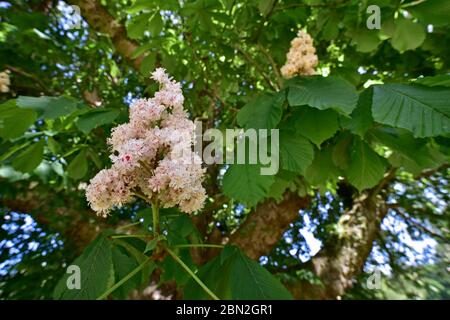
[86,68,206,217]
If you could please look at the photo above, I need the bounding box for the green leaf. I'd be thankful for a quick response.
[391,18,426,52]
[380,18,396,38]
[169,214,195,238]
[0,100,37,140]
[140,53,157,76]
[131,43,153,59]
[287,76,358,114]
[279,129,314,173]
[406,0,450,27]
[113,238,152,285]
[160,250,194,286]
[321,14,340,40]
[53,234,114,300]
[343,88,374,137]
[368,127,445,172]
[184,246,292,300]
[222,164,275,207]
[184,252,232,300]
[351,30,380,53]
[237,92,284,130]
[372,83,450,137]
[17,96,78,120]
[0,141,31,162]
[67,149,88,180]
[126,0,155,13]
[11,140,44,173]
[344,138,387,191]
[415,75,450,87]
[127,13,151,39]
[87,148,102,169]
[332,132,353,170]
[75,108,120,134]
[258,0,275,17]
[290,107,340,147]
[305,146,340,187]
[47,136,61,155]
[228,247,293,300]
[389,145,445,175]
[144,238,159,254]
[267,175,293,202]
[148,12,164,35]
[111,246,140,299]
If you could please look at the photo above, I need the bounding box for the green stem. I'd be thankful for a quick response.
[96,256,152,300]
[173,244,224,249]
[111,234,152,239]
[165,247,219,300]
[152,200,160,235]
[116,221,142,231]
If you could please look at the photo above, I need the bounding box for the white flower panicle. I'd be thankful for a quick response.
[280,30,318,79]
[0,71,10,93]
[86,68,206,217]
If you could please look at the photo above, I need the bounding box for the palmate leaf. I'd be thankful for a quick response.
[305,146,340,187]
[17,96,78,120]
[67,149,88,180]
[113,238,154,285]
[342,88,374,138]
[237,92,284,130]
[290,107,340,147]
[332,132,353,170]
[372,83,450,137]
[228,247,292,300]
[183,252,232,300]
[344,138,387,191]
[11,140,44,173]
[222,164,275,207]
[75,108,120,134]
[350,29,381,53]
[110,246,140,300]
[391,18,426,52]
[368,127,446,172]
[184,246,292,300]
[287,75,358,114]
[267,174,294,202]
[0,100,37,140]
[126,12,152,39]
[406,0,450,27]
[279,128,314,174]
[414,75,450,87]
[53,233,114,300]
[160,250,195,286]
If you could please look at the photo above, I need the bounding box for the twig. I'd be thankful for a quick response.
[234,45,278,90]
[391,207,448,241]
[5,64,50,93]
[257,43,283,89]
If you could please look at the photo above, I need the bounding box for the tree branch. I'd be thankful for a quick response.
[65,0,145,70]
[229,191,310,260]
[287,170,397,299]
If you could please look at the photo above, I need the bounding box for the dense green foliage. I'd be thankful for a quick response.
[0,0,449,300]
